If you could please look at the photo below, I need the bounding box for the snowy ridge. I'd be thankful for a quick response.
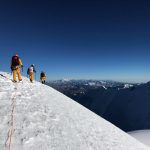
[0,72,149,150]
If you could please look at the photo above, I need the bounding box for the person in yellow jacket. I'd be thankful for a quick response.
[27,64,36,82]
[40,71,46,84]
[11,54,23,82]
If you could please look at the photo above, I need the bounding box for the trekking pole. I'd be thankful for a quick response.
[22,66,24,73]
[10,67,12,75]
[35,72,36,81]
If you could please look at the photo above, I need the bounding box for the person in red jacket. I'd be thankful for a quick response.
[11,54,23,82]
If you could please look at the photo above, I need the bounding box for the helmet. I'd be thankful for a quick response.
[31,64,34,67]
[15,53,18,56]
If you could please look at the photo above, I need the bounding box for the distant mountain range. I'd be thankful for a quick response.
[46,80,150,132]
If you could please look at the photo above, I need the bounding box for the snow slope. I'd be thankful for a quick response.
[129,130,150,147]
[0,72,149,150]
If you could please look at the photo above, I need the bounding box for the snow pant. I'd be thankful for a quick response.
[13,67,22,82]
[29,72,34,82]
[40,76,46,84]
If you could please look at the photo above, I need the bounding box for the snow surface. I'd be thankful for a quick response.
[0,72,149,150]
[129,130,150,147]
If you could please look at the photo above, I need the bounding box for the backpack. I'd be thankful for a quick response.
[27,67,34,74]
[41,72,45,77]
[12,56,20,66]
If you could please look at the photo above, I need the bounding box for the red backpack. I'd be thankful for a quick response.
[12,56,20,66]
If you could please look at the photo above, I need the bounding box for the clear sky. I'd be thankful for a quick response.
[0,0,150,82]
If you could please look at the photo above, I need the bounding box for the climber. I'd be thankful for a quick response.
[40,71,46,84]
[27,64,36,82]
[11,54,23,82]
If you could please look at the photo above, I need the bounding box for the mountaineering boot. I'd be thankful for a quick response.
[19,79,22,82]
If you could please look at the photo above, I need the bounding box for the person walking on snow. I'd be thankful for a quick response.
[40,71,46,84]
[11,54,23,82]
[27,64,36,82]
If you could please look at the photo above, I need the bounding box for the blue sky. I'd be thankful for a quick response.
[0,0,150,82]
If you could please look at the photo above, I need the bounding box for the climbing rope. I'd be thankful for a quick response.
[5,82,18,150]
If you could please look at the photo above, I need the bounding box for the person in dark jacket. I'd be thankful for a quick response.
[40,71,46,84]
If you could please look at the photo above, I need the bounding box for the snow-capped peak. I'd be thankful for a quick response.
[124,84,133,89]
[0,72,149,150]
